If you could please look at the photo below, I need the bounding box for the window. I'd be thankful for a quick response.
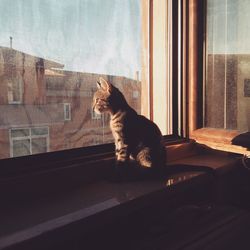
[0,0,151,160]
[205,0,250,132]
[7,73,23,104]
[64,103,71,121]
[0,0,178,163]
[10,127,49,157]
[186,0,250,154]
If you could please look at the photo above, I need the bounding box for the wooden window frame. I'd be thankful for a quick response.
[186,0,249,155]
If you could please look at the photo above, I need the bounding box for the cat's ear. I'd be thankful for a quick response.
[97,77,112,93]
[96,80,102,89]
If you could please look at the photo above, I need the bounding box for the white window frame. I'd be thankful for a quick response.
[9,127,50,157]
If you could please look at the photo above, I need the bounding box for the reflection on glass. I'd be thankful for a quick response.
[0,0,143,159]
[205,0,250,132]
[166,179,174,186]
[166,173,198,186]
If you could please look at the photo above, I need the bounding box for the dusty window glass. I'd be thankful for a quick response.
[205,0,250,132]
[0,0,144,159]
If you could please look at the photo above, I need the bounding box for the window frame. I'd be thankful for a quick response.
[187,0,249,155]
[0,0,184,179]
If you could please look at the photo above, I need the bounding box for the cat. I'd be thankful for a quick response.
[92,77,166,177]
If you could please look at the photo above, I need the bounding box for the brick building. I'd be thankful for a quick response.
[0,47,141,159]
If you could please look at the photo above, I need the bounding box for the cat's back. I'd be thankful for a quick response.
[124,110,163,143]
[137,114,163,139]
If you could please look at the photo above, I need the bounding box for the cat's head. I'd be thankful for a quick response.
[92,77,127,115]
[92,77,113,114]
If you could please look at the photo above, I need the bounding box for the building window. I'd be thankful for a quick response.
[64,103,71,121]
[205,0,250,132]
[7,74,23,104]
[10,127,49,157]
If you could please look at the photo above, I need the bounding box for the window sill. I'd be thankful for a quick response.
[0,141,240,250]
[0,170,213,250]
[190,128,249,155]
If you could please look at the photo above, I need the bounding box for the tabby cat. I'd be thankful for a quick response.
[92,77,166,173]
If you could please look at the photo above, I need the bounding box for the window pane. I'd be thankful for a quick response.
[12,139,30,157]
[205,0,250,132]
[31,127,48,136]
[32,138,47,154]
[0,0,147,159]
[11,129,29,138]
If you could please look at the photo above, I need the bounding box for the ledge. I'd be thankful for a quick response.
[0,170,213,250]
[190,128,249,155]
[0,141,241,250]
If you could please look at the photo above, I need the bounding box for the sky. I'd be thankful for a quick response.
[207,0,250,54]
[0,0,141,79]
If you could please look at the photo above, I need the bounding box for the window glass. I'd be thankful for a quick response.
[32,137,47,154]
[31,127,49,136]
[11,129,29,138]
[205,0,250,132]
[12,139,30,157]
[0,0,145,159]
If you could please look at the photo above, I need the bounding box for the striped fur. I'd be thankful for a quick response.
[93,77,166,169]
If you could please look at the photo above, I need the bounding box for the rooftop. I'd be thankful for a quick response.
[0,46,64,69]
